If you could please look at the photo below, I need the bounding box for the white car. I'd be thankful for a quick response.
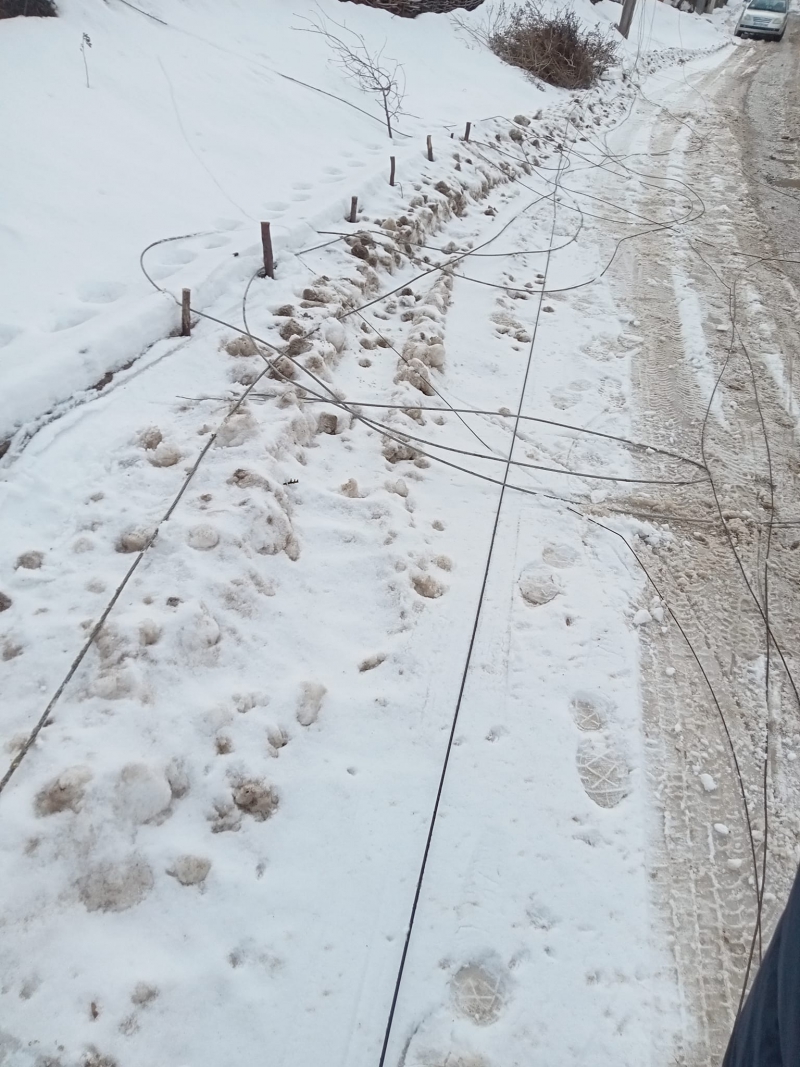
[735,0,788,39]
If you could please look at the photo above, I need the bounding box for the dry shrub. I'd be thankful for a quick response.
[461,1,617,90]
[0,0,57,16]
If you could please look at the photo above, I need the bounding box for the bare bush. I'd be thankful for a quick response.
[457,1,617,90]
[295,10,406,138]
[0,0,57,15]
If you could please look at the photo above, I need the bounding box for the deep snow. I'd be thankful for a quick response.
[0,2,739,1066]
[0,0,728,443]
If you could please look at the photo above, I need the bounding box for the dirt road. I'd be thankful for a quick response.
[740,14,800,265]
[598,26,800,1067]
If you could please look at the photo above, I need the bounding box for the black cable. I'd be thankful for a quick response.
[0,363,273,795]
[290,251,497,457]
[294,399,707,469]
[687,242,788,1011]
[375,117,569,1067]
[133,79,782,1045]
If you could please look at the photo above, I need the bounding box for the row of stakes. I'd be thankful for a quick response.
[180,122,473,337]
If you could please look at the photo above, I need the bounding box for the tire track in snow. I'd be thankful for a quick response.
[604,64,800,1066]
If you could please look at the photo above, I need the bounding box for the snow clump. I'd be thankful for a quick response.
[78,856,154,912]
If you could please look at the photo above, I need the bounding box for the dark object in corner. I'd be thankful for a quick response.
[722,864,800,1067]
[337,0,484,15]
[1,0,57,17]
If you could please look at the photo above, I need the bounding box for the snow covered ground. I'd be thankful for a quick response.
[0,2,745,1066]
[0,0,729,444]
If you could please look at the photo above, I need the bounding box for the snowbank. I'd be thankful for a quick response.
[0,1,740,1064]
[0,0,729,443]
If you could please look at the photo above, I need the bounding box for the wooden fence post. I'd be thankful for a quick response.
[260,221,274,279]
[464,122,471,142]
[181,288,191,337]
[426,135,434,162]
[349,196,358,223]
[389,156,396,187]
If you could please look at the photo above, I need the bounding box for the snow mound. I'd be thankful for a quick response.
[78,855,155,913]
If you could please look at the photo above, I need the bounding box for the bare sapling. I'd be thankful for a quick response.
[80,32,92,89]
[295,10,406,139]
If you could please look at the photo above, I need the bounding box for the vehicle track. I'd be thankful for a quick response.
[602,51,800,1067]
[4,41,792,1067]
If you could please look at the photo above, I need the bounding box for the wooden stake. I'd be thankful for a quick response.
[617,0,636,38]
[426,135,434,162]
[349,196,358,223]
[389,156,396,187]
[181,288,191,337]
[260,221,274,279]
[464,121,471,142]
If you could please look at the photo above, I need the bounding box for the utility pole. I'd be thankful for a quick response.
[618,0,637,38]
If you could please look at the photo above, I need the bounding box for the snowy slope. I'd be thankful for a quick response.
[0,3,736,1067]
[0,0,726,445]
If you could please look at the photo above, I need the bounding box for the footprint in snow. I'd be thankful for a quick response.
[77,280,126,304]
[49,306,97,332]
[213,217,244,231]
[34,766,92,816]
[542,543,578,569]
[156,245,195,266]
[78,855,154,912]
[526,896,559,931]
[15,550,44,570]
[450,963,507,1026]
[518,565,560,606]
[569,693,609,732]
[147,262,182,282]
[576,736,630,808]
[549,387,579,411]
[359,652,386,672]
